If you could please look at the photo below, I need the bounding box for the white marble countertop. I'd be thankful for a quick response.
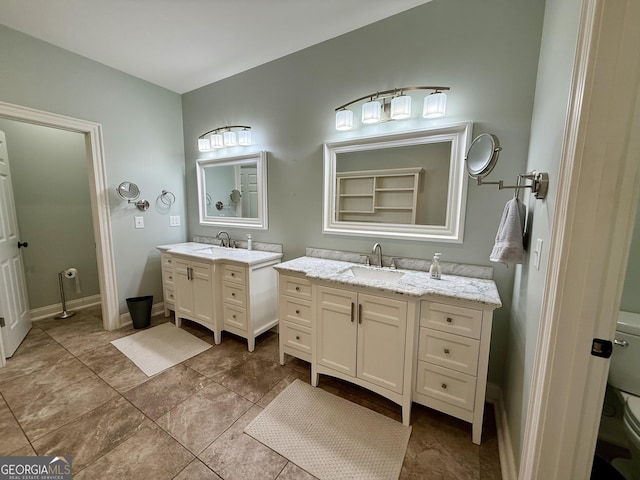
[274,256,502,308]
[157,242,283,266]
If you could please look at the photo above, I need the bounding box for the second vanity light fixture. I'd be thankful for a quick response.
[198,125,252,152]
[335,86,450,131]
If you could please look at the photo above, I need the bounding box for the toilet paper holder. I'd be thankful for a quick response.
[55,268,79,319]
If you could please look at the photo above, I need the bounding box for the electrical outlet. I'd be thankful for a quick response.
[534,238,543,270]
[170,216,181,227]
[134,216,144,229]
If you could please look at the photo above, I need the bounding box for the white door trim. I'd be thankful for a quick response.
[519,0,640,478]
[0,101,119,335]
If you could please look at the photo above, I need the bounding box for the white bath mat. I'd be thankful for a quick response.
[111,322,211,376]
[245,380,411,480]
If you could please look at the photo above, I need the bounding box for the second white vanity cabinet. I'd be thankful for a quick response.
[316,285,408,395]
[413,300,494,445]
[278,273,313,363]
[173,257,215,332]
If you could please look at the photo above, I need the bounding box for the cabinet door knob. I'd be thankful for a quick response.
[444,348,450,355]
[441,383,448,389]
[446,317,453,323]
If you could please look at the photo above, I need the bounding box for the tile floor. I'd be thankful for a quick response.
[0,308,502,479]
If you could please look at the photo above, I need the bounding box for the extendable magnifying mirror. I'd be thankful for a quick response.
[465,133,502,181]
[116,181,150,211]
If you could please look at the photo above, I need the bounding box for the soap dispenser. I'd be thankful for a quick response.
[429,253,442,280]
[247,234,253,251]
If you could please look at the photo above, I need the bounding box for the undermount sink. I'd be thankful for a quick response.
[341,266,405,283]
[195,246,227,254]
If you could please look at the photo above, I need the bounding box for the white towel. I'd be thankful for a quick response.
[490,197,526,264]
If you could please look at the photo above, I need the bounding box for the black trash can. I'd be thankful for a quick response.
[127,295,153,329]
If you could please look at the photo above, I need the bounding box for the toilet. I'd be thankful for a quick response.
[608,311,640,480]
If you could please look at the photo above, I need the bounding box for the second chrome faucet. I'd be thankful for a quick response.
[372,242,382,267]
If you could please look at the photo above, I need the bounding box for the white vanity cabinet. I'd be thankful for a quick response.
[173,257,217,340]
[160,253,175,316]
[220,261,279,352]
[278,273,313,364]
[313,284,417,425]
[413,300,494,445]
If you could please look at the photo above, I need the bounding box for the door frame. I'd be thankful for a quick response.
[0,101,119,365]
[519,0,640,478]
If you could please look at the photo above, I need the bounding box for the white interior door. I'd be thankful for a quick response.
[0,130,32,359]
[241,166,258,218]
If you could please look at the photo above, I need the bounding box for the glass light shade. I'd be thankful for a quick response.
[423,92,447,118]
[238,129,252,145]
[362,100,382,124]
[223,131,237,146]
[211,133,224,148]
[390,95,412,120]
[198,138,211,152]
[335,109,354,130]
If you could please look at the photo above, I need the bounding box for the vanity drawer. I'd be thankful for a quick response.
[162,267,174,286]
[223,264,246,285]
[223,282,247,307]
[164,285,175,305]
[279,275,312,301]
[421,301,482,339]
[418,328,480,376]
[280,321,312,356]
[223,303,247,330]
[161,254,173,269]
[279,297,312,328]
[415,361,476,412]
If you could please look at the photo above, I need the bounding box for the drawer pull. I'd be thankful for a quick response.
[295,335,300,340]
[232,314,237,319]
[295,286,300,292]
[446,317,453,323]
[295,309,300,315]
[444,348,450,354]
[441,383,448,390]
[169,294,173,299]
[231,272,235,277]
[167,259,172,264]
[231,292,236,297]
[168,275,172,280]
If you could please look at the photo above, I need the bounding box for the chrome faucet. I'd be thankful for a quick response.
[216,230,231,248]
[372,242,382,267]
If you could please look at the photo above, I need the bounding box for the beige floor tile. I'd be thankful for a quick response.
[73,420,193,480]
[157,382,252,454]
[184,336,252,378]
[199,405,288,480]
[78,343,149,392]
[123,364,209,420]
[32,396,147,471]
[276,462,318,480]
[0,397,29,455]
[0,357,93,410]
[173,459,222,479]
[219,356,289,402]
[13,375,118,441]
[0,342,73,385]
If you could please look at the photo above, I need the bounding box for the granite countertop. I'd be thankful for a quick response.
[157,242,283,266]
[274,256,502,308]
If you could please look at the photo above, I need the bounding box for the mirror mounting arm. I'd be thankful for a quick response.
[476,172,549,200]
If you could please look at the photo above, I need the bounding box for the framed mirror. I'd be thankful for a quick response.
[323,122,472,242]
[196,151,268,229]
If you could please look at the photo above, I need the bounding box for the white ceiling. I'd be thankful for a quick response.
[0,0,431,94]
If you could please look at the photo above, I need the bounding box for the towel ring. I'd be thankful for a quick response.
[160,190,175,206]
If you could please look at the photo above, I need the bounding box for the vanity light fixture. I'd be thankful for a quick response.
[335,86,450,131]
[198,125,252,152]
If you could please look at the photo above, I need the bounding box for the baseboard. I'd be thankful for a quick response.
[30,294,102,321]
[486,382,518,480]
[118,302,167,329]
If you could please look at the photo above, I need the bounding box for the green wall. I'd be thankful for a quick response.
[182,0,546,387]
[0,24,187,315]
[504,0,583,466]
[0,119,100,309]
[621,197,640,313]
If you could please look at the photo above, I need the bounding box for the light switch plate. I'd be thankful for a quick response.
[170,216,181,227]
[534,238,543,270]
[134,216,144,229]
